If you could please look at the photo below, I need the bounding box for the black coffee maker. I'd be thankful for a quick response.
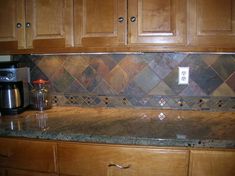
[0,62,30,115]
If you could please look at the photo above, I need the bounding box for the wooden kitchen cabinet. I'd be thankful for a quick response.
[128,0,187,46]
[73,0,127,47]
[0,0,73,52]
[0,168,58,176]
[0,0,25,50]
[188,0,235,47]
[25,0,73,49]
[0,138,57,174]
[189,150,235,176]
[58,142,189,176]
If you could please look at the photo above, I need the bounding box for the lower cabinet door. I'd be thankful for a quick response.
[189,150,235,176]
[58,143,189,176]
[5,168,58,176]
[0,138,57,173]
[0,168,5,176]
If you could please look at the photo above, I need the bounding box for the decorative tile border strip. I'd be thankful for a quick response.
[51,94,235,112]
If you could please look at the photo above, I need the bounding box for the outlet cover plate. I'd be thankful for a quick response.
[178,67,189,85]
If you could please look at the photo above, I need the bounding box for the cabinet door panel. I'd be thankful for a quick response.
[0,168,5,176]
[0,138,57,173]
[188,0,235,46]
[190,150,235,176]
[128,0,186,45]
[58,143,189,176]
[74,0,126,47]
[0,0,25,50]
[26,0,73,49]
[4,168,57,176]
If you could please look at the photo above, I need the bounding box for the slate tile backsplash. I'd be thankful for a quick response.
[14,53,235,111]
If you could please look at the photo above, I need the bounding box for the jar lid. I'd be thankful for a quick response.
[33,79,49,84]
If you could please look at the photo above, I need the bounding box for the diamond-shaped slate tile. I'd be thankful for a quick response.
[212,55,235,80]
[149,81,174,96]
[105,66,129,93]
[180,80,207,96]
[164,68,187,95]
[30,66,49,82]
[133,66,160,93]
[190,67,223,95]
[63,55,90,79]
[123,82,146,98]
[119,55,147,81]
[50,67,75,92]
[226,72,235,92]
[92,79,118,96]
[148,56,172,79]
[78,66,100,92]
[65,80,88,94]
[201,54,219,66]
[89,55,117,77]
[212,83,235,97]
[36,56,64,78]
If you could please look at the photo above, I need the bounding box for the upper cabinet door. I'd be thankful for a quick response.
[74,0,127,47]
[188,0,235,47]
[128,0,187,45]
[25,0,74,49]
[0,0,25,51]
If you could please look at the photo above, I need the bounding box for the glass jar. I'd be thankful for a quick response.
[31,79,51,111]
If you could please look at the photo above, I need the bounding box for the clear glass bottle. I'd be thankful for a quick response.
[31,79,51,111]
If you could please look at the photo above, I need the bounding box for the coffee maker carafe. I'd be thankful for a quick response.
[0,62,30,115]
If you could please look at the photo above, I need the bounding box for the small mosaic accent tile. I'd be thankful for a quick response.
[50,94,235,111]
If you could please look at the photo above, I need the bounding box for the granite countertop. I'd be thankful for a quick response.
[0,107,234,148]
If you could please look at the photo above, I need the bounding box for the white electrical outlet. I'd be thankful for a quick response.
[178,67,189,85]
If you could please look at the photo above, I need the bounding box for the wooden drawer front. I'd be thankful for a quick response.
[190,150,235,176]
[0,168,5,176]
[0,138,57,173]
[58,143,189,176]
[3,168,58,176]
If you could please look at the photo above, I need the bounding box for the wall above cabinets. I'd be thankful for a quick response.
[0,0,235,54]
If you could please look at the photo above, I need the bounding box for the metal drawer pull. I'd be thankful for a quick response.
[108,163,131,169]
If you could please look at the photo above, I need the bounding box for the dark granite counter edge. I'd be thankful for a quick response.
[0,130,234,149]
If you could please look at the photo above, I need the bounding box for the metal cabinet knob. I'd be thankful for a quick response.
[26,22,31,28]
[130,16,136,22]
[16,23,22,28]
[118,17,124,23]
